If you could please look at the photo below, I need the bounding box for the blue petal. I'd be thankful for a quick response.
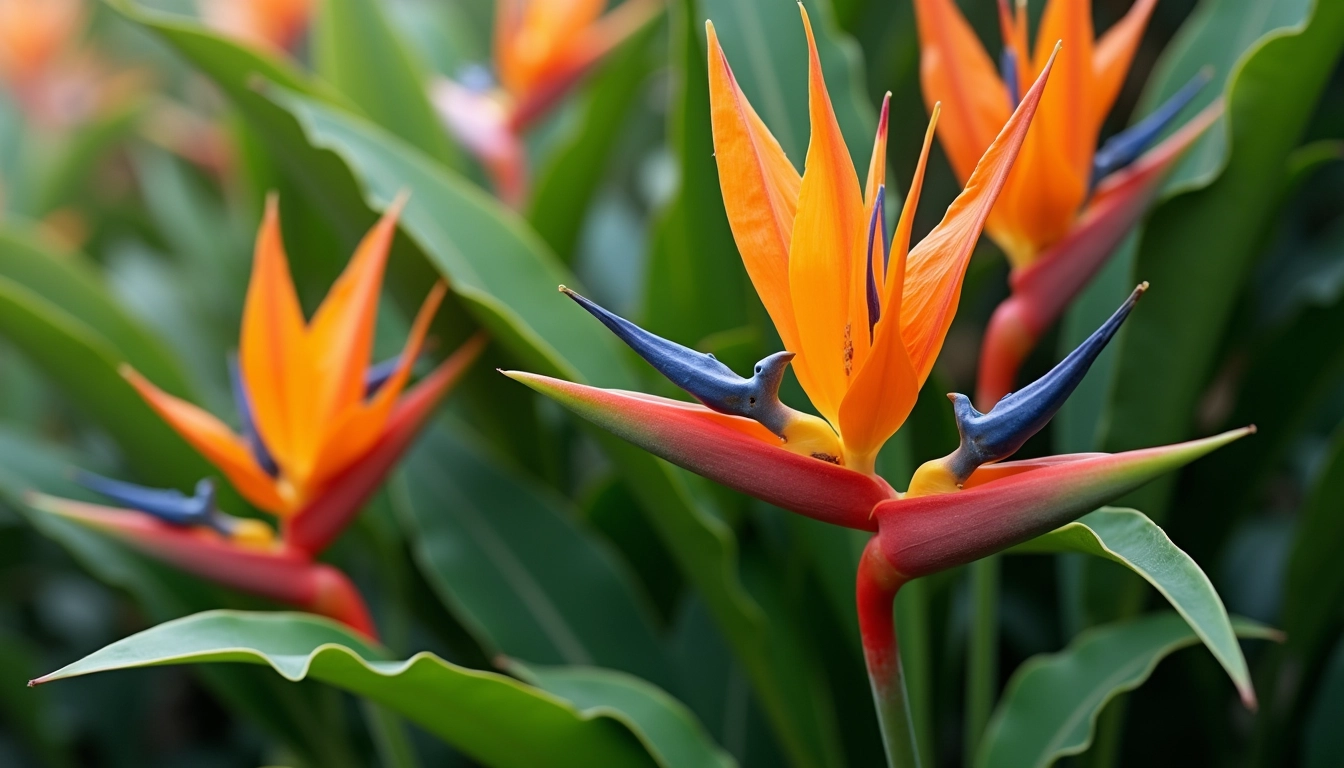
[228,355,279,477]
[944,283,1147,481]
[1092,69,1211,186]
[1001,48,1020,109]
[366,355,402,396]
[77,471,219,528]
[561,286,802,438]
[864,185,888,341]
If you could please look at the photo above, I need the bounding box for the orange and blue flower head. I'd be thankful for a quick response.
[30,195,485,637]
[913,0,1224,405]
[507,5,1250,582]
[432,0,661,206]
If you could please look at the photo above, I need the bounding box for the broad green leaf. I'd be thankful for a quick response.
[265,85,632,385]
[1137,0,1316,193]
[391,423,672,689]
[520,664,737,768]
[0,275,211,488]
[1175,209,1344,563]
[0,430,361,768]
[1305,637,1344,768]
[976,613,1278,768]
[1099,0,1344,520]
[312,0,459,168]
[1282,422,1344,670]
[37,610,665,768]
[32,99,144,216]
[106,0,378,252]
[529,21,660,263]
[644,0,752,347]
[1011,507,1252,700]
[701,0,874,168]
[0,224,191,396]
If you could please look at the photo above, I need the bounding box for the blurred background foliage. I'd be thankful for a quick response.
[0,0,1339,766]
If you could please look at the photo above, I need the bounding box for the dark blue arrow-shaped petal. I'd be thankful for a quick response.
[561,286,803,438]
[228,354,279,478]
[1092,69,1211,187]
[944,283,1147,481]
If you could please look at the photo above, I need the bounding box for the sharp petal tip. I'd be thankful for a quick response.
[1239,685,1259,712]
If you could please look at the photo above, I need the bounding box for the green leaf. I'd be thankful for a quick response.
[1136,0,1316,192]
[644,0,752,347]
[1011,507,1253,701]
[1304,637,1344,768]
[312,0,459,168]
[107,0,379,252]
[976,613,1278,768]
[0,224,192,396]
[1098,0,1344,519]
[0,430,361,768]
[36,610,666,768]
[0,275,211,488]
[520,664,738,768]
[1282,422,1344,668]
[529,20,660,263]
[391,423,672,689]
[264,84,632,385]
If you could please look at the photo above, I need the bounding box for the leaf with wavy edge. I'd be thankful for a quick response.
[975,612,1278,768]
[1010,507,1253,706]
[35,610,737,768]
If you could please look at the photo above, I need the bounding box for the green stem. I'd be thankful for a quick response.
[857,537,920,768]
[965,555,1000,761]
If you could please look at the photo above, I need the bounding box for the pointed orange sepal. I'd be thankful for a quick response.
[911,0,1012,184]
[122,365,287,515]
[789,3,865,425]
[900,45,1058,384]
[705,19,804,364]
[284,332,487,555]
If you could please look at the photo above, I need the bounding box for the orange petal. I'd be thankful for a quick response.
[1092,0,1158,130]
[286,332,488,555]
[496,0,605,96]
[122,366,287,515]
[902,46,1058,383]
[303,196,404,481]
[306,282,448,491]
[849,94,892,379]
[510,0,662,130]
[884,105,939,317]
[863,93,891,211]
[988,105,1085,266]
[836,107,938,470]
[705,22,805,355]
[1032,0,1097,185]
[788,4,864,425]
[239,194,307,480]
[912,0,1012,185]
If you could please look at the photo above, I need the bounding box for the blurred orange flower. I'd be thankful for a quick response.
[200,0,315,52]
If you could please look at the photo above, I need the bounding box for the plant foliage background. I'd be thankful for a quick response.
[0,0,1339,766]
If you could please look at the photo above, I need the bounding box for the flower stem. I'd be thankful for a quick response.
[965,555,1000,761]
[857,536,920,768]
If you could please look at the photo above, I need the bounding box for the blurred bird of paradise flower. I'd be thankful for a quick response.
[503,6,1254,757]
[29,195,485,638]
[913,0,1223,406]
[0,0,142,132]
[431,0,662,206]
[200,0,315,52]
